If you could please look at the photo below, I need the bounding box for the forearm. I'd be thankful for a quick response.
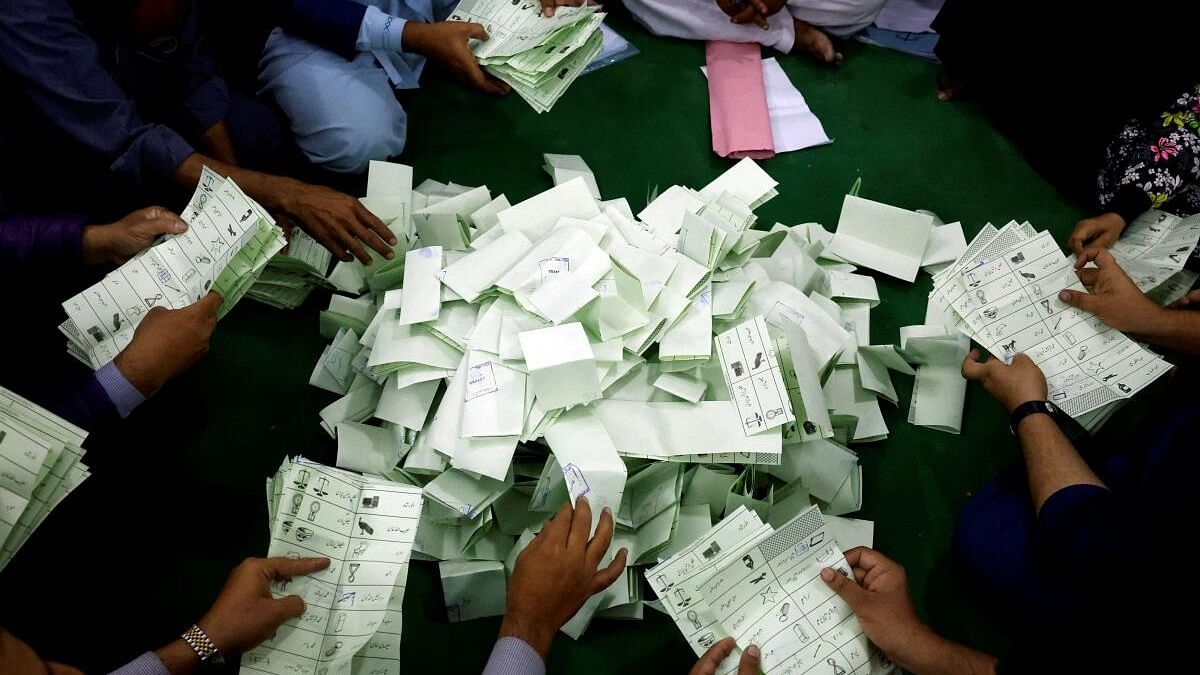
[1016,415,1105,511]
[197,121,238,166]
[895,630,997,675]
[173,153,296,212]
[1139,306,1200,355]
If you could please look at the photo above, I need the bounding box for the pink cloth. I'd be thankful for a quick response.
[705,41,775,159]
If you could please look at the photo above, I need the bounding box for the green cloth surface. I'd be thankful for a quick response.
[0,11,1109,673]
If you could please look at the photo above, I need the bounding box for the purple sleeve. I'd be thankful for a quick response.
[481,638,545,675]
[95,361,146,418]
[107,651,171,675]
[0,214,86,267]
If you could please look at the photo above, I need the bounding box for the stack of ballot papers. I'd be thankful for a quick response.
[60,168,285,368]
[1105,209,1200,305]
[926,219,1181,419]
[292,154,1182,646]
[241,457,424,675]
[647,505,893,674]
[247,229,334,310]
[0,386,90,573]
[449,0,605,113]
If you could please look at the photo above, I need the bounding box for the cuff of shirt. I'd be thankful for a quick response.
[482,637,545,675]
[175,77,231,140]
[1104,185,1153,225]
[358,5,408,53]
[111,123,197,188]
[95,361,146,418]
[107,651,170,675]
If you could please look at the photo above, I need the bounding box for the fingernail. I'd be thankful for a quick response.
[389,237,398,245]
[820,568,835,581]
[1059,290,1071,301]
[602,506,611,515]
[746,645,760,658]
[386,251,395,259]
[173,220,187,232]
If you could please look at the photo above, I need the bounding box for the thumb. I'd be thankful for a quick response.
[1058,289,1095,312]
[142,207,188,234]
[820,567,868,610]
[190,291,224,317]
[738,645,761,675]
[463,22,489,41]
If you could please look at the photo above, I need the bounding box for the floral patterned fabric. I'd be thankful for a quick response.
[1098,85,1200,219]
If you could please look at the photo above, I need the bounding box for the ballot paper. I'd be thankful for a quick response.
[0,386,89,572]
[928,220,1173,419]
[1106,209,1200,304]
[450,0,605,112]
[715,316,795,436]
[648,506,893,675]
[247,228,334,310]
[242,458,424,675]
[829,195,935,282]
[61,170,283,368]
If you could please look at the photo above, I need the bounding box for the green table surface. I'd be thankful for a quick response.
[1,9,1106,674]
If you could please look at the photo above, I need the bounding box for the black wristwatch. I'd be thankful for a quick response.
[1009,400,1064,433]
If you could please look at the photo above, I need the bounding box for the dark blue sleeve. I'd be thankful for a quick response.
[43,371,121,429]
[0,215,87,269]
[1037,483,1124,576]
[170,5,231,139]
[0,0,195,186]
[276,0,369,59]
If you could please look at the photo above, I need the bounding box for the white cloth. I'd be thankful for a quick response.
[624,0,890,49]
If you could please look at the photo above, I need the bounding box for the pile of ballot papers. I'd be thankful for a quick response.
[280,155,1193,662]
[242,456,424,675]
[246,229,334,310]
[0,386,90,573]
[449,0,605,113]
[60,168,285,368]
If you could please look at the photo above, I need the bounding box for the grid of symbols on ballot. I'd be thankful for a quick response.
[240,459,424,675]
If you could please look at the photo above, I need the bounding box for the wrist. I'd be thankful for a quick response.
[498,613,556,660]
[881,623,942,672]
[155,638,201,675]
[401,21,430,55]
[81,224,115,266]
[113,351,159,396]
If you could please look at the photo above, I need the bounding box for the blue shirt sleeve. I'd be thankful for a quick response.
[0,0,196,187]
[1036,483,1123,579]
[169,6,231,140]
[107,651,171,675]
[95,361,147,418]
[481,637,545,675]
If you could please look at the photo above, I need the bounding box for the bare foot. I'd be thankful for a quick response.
[792,18,842,64]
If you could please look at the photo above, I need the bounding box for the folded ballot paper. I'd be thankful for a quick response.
[0,386,90,573]
[297,155,1177,645]
[60,168,285,368]
[241,457,424,675]
[449,0,605,113]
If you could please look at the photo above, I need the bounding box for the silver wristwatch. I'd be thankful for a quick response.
[181,624,225,668]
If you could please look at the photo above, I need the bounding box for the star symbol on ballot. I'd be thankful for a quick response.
[760,586,779,605]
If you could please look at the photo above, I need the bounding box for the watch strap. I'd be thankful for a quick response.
[1009,400,1063,433]
[181,624,222,664]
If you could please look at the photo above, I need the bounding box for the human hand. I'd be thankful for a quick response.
[1060,247,1164,334]
[114,292,221,395]
[961,350,1048,414]
[500,497,628,658]
[688,637,761,675]
[1170,289,1200,309]
[717,0,784,29]
[820,548,933,666]
[276,180,396,264]
[82,206,188,266]
[402,22,510,95]
[539,0,586,18]
[1067,212,1126,256]
[198,557,330,655]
